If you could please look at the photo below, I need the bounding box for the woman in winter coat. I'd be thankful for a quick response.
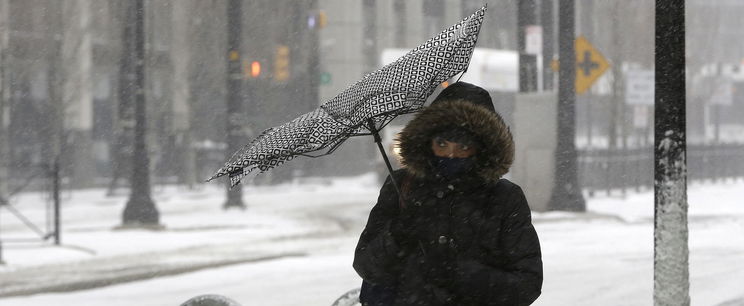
[353,82,543,306]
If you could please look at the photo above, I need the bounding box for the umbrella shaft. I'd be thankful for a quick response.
[372,129,403,200]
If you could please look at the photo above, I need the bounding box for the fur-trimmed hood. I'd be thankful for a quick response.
[397,99,514,182]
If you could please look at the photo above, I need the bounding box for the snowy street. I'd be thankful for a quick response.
[1,174,743,306]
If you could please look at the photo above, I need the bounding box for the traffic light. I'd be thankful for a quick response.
[275,45,290,81]
[318,10,327,28]
[307,10,327,29]
[251,61,261,78]
[242,59,262,79]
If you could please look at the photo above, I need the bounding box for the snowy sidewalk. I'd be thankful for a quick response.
[0,176,380,299]
[0,230,345,298]
[1,243,299,297]
[1,177,743,306]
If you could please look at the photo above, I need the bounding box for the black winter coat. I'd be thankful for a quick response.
[353,98,542,305]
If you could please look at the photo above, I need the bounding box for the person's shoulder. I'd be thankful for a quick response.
[392,168,409,177]
[380,168,412,186]
[488,178,522,193]
[484,178,529,208]
[390,168,415,181]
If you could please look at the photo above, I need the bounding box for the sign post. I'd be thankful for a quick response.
[709,80,732,143]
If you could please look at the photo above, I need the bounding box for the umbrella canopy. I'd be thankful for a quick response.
[209,6,487,187]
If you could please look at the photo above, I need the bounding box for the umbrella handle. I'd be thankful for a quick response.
[368,120,404,203]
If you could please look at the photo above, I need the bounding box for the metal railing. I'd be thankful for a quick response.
[0,159,61,264]
[578,143,744,195]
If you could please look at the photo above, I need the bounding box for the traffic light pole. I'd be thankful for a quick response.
[224,0,246,209]
[305,0,321,176]
[518,0,538,92]
[540,0,554,91]
[653,0,689,304]
[547,0,585,211]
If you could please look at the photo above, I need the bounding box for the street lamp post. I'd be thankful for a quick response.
[122,0,160,226]
[224,0,246,209]
[547,0,586,212]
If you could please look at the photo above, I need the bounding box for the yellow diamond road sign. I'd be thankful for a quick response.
[575,36,610,94]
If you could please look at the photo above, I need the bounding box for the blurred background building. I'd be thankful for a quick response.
[0,0,742,192]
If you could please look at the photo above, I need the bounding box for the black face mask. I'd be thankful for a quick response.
[433,156,475,178]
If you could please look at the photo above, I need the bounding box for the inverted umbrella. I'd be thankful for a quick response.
[208,5,487,190]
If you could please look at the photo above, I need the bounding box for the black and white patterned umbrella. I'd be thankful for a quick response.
[209,6,487,187]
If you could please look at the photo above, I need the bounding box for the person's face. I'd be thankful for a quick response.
[431,137,477,158]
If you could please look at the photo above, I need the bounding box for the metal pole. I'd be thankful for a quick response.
[609,1,627,196]
[547,0,585,211]
[394,0,407,48]
[713,104,720,144]
[0,0,6,263]
[363,0,378,76]
[540,0,554,91]
[654,0,689,304]
[363,0,379,164]
[580,1,593,149]
[368,120,402,202]
[123,0,160,226]
[518,0,538,92]
[303,0,321,177]
[53,156,60,245]
[111,0,136,196]
[609,1,621,150]
[712,103,720,183]
[308,0,320,109]
[586,92,593,148]
[0,0,9,220]
[224,0,245,209]
[45,0,63,243]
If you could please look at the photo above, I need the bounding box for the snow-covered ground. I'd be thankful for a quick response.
[0,174,742,306]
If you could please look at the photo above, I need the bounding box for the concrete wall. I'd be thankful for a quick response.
[510,92,557,212]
